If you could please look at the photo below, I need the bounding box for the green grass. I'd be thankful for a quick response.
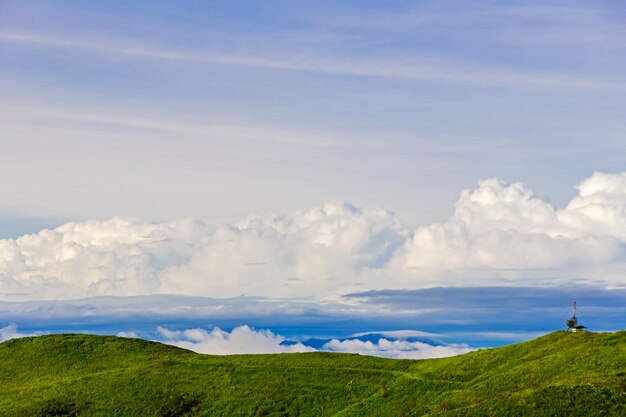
[0,331,624,416]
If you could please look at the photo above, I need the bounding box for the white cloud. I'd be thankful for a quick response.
[0,324,37,342]
[391,174,624,284]
[558,172,626,239]
[0,201,406,300]
[321,338,473,359]
[2,172,626,301]
[0,217,213,298]
[116,331,138,338]
[157,325,314,355]
[157,325,472,359]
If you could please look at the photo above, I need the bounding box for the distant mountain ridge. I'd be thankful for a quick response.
[0,331,624,416]
[281,332,445,349]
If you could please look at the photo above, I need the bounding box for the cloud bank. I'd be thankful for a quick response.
[2,171,626,301]
[157,325,471,359]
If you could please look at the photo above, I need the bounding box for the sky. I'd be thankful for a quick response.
[1,0,626,356]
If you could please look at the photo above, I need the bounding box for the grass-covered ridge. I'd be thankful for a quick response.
[0,331,624,416]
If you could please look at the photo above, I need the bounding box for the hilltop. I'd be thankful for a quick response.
[0,331,624,416]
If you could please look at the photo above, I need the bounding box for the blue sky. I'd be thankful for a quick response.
[2,0,626,223]
[1,1,626,355]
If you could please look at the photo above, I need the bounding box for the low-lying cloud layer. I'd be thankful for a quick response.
[0,323,471,359]
[2,172,626,300]
[0,324,36,342]
[157,325,472,359]
[158,325,314,355]
[3,286,623,347]
[321,338,473,359]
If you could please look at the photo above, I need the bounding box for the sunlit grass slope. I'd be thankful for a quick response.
[0,331,624,416]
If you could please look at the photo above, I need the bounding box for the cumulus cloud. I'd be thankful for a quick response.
[157,325,314,354]
[2,172,626,301]
[0,201,406,300]
[558,172,626,239]
[390,173,625,285]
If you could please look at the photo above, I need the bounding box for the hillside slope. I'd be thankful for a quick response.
[0,331,624,416]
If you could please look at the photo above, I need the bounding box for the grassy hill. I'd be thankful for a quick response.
[0,331,624,416]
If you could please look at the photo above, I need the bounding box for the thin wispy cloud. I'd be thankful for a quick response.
[2,105,345,149]
[1,31,623,91]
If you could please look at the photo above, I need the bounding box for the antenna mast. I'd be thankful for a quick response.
[566,300,579,330]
